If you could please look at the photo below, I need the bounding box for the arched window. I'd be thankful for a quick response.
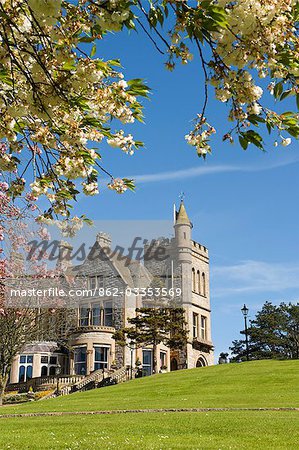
[49,366,56,376]
[196,356,207,368]
[202,272,206,297]
[41,366,48,377]
[26,365,33,381]
[170,358,178,371]
[19,365,25,383]
[192,268,196,292]
[197,270,200,294]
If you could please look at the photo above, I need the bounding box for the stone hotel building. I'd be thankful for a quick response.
[8,201,214,386]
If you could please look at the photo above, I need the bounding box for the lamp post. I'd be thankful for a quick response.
[241,304,249,361]
[55,362,61,395]
[129,341,134,380]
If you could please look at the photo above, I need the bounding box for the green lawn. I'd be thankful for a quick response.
[0,411,298,449]
[2,360,299,414]
[0,360,298,449]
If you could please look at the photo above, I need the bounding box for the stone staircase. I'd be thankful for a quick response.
[54,366,128,398]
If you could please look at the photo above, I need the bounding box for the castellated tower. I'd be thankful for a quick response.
[172,200,213,369]
[144,200,214,369]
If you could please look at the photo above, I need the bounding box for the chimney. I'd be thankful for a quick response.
[96,232,112,248]
[56,241,73,272]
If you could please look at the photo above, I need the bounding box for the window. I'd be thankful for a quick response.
[197,270,200,294]
[50,356,57,365]
[200,316,207,340]
[41,366,48,376]
[94,346,109,370]
[192,268,196,292]
[193,313,199,339]
[26,365,33,380]
[79,300,113,327]
[41,355,59,376]
[79,305,89,326]
[90,276,97,290]
[89,275,104,290]
[160,351,167,369]
[91,303,101,326]
[49,366,56,376]
[18,355,33,382]
[142,350,153,376]
[97,275,104,289]
[201,273,206,297]
[18,366,25,383]
[19,355,33,364]
[104,301,113,327]
[74,347,87,375]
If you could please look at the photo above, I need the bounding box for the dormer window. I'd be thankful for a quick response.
[89,275,104,290]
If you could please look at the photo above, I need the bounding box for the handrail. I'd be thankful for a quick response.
[26,366,129,398]
[6,374,85,393]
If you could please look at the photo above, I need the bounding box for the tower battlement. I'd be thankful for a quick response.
[191,240,209,255]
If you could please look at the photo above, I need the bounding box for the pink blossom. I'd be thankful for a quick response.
[0,143,7,154]
[0,182,9,191]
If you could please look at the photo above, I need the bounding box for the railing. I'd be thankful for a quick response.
[59,366,128,396]
[6,374,85,393]
[111,366,128,384]
[9,365,130,399]
[73,325,115,333]
[71,370,102,392]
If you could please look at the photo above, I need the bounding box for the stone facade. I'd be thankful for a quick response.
[9,201,213,384]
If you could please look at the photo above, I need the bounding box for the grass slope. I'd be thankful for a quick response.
[2,360,299,414]
[1,411,298,450]
[0,360,298,449]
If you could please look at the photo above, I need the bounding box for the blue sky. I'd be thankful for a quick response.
[74,27,299,359]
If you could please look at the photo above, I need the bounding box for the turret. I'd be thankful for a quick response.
[174,200,192,265]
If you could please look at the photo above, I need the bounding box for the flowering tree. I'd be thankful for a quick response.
[0,196,75,405]
[0,0,298,220]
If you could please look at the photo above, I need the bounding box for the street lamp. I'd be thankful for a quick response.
[129,341,134,380]
[55,362,61,394]
[241,304,249,361]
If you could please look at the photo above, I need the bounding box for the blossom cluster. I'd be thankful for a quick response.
[185,117,216,156]
[164,0,298,154]
[108,178,128,194]
[0,0,148,219]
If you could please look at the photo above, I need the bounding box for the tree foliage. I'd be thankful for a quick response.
[0,0,298,221]
[113,307,188,373]
[0,203,76,404]
[230,301,299,362]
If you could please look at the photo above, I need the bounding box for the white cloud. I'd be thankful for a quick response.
[132,156,299,184]
[211,260,299,297]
